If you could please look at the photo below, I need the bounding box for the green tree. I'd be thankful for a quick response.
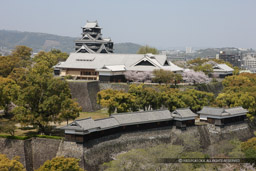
[241,137,256,164]
[50,49,69,61]
[0,56,21,77]
[188,57,233,68]
[11,45,33,68]
[8,68,27,88]
[160,88,186,111]
[11,45,32,61]
[152,69,175,84]
[137,45,159,54]
[181,89,214,112]
[0,46,32,77]
[60,98,81,125]
[173,73,182,86]
[0,154,25,171]
[33,50,68,68]
[193,64,213,75]
[36,156,84,171]
[233,66,240,75]
[0,77,20,115]
[13,62,81,134]
[128,84,160,111]
[97,89,137,115]
[0,121,16,136]
[215,92,256,118]
[188,57,208,66]
[97,89,119,115]
[216,73,256,119]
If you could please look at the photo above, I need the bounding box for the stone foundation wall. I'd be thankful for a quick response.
[99,83,129,92]
[0,122,254,171]
[68,81,100,112]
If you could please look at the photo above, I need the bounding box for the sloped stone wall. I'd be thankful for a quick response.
[0,138,61,171]
[56,140,84,168]
[68,81,100,112]
[99,83,129,92]
[31,138,61,170]
[0,139,28,169]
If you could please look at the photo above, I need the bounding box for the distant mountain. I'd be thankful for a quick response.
[0,30,76,53]
[0,30,141,54]
[114,42,142,54]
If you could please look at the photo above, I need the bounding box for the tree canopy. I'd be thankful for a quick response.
[0,76,19,115]
[152,69,182,85]
[13,62,81,134]
[137,45,159,54]
[33,49,68,68]
[11,45,32,61]
[0,56,21,77]
[97,89,137,115]
[187,57,234,75]
[0,154,25,171]
[36,156,84,171]
[215,73,256,119]
[0,45,32,77]
[0,46,80,135]
[97,84,214,114]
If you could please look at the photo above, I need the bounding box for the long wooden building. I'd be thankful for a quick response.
[60,108,197,143]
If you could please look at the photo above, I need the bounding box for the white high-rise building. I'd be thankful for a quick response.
[186,47,192,54]
[243,53,256,70]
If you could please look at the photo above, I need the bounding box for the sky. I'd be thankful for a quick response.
[0,0,255,50]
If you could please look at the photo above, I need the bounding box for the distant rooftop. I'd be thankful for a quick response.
[111,109,172,126]
[172,108,197,119]
[198,106,247,117]
[83,21,101,29]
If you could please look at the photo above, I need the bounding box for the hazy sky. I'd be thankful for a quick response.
[0,0,255,49]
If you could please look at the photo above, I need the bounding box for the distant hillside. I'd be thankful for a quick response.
[0,30,76,53]
[114,42,142,54]
[0,30,141,54]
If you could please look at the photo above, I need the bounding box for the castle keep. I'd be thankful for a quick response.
[75,21,113,53]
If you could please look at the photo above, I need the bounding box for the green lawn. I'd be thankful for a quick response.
[77,108,109,120]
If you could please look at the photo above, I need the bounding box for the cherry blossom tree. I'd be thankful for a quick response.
[182,69,211,84]
[124,71,152,82]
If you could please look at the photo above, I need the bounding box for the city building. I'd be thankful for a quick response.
[74,21,113,53]
[186,47,193,54]
[197,106,247,127]
[219,51,242,67]
[242,53,256,70]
